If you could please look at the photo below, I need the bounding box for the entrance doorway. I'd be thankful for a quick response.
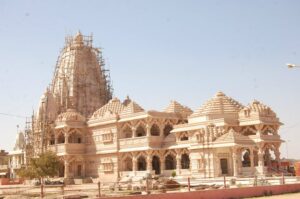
[77,165,82,177]
[59,164,65,177]
[220,158,228,175]
[152,156,160,174]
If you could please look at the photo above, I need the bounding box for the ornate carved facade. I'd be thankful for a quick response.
[31,33,283,183]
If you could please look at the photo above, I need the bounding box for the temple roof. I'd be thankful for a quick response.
[121,100,144,115]
[91,98,125,118]
[164,100,193,115]
[190,91,244,117]
[56,109,86,123]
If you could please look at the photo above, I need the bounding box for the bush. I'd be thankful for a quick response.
[171,171,176,177]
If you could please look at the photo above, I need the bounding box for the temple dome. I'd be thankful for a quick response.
[190,91,244,117]
[56,109,86,123]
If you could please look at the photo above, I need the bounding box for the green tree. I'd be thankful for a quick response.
[18,151,61,179]
[17,151,61,197]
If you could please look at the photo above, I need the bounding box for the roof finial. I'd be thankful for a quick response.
[74,30,83,45]
[215,91,225,97]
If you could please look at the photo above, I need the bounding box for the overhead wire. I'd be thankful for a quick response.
[0,112,28,118]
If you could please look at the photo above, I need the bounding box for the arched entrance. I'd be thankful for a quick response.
[165,154,176,170]
[181,154,190,169]
[152,156,160,174]
[137,156,146,171]
[124,157,133,171]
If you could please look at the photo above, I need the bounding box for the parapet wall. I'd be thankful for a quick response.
[100,183,300,199]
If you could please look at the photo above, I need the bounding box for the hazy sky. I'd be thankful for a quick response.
[0,0,300,159]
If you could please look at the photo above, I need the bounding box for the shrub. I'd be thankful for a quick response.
[171,171,176,177]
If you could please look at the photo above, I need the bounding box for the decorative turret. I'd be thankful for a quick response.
[239,100,281,126]
[13,132,25,151]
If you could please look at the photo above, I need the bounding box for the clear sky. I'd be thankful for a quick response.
[0,0,300,159]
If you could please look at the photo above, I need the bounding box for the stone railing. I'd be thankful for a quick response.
[119,136,163,150]
[119,136,149,150]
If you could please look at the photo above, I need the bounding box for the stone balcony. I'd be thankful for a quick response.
[119,136,162,151]
[48,143,85,155]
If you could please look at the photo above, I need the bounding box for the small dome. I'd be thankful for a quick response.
[56,109,86,123]
[121,100,144,115]
[164,100,193,115]
[191,91,244,117]
[91,98,125,119]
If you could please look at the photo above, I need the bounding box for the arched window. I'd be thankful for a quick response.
[68,132,82,143]
[165,154,176,170]
[124,157,132,171]
[242,149,251,167]
[181,154,190,169]
[137,156,146,171]
[163,124,173,137]
[136,125,146,137]
[123,126,133,138]
[57,133,65,144]
[150,124,160,136]
[263,129,274,135]
[180,133,189,141]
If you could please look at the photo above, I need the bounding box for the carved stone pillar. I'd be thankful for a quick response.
[237,151,242,175]
[64,160,69,178]
[176,153,181,174]
[232,149,238,177]
[146,124,151,136]
[65,133,69,144]
[132,127,136,138]
[132,156,137,175]
[258,147,265,175]
[82,161,86,177]
[55,134,58,145]
[147,155,152,172]
[160,157,165,172]
[250,148,255,174]
[159,125,164,137]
